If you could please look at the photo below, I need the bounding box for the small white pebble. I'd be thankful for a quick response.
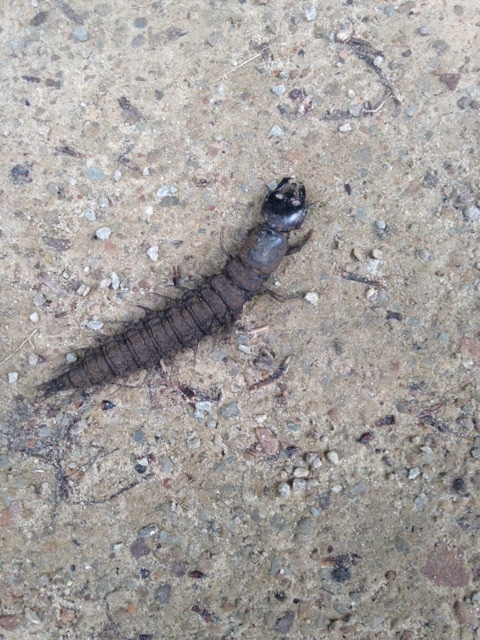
[95,227,112,240]
[463,205,480,222]
[339,122,352,133]
[375,219,387,230]
[142,167,150,176]
[471,448,480,460]
[347,89,356,99]
[238,344,252,355]
[255,414,268,424]
[371,248,383,260]
[366,288,377,300]
[278,482,291,498]
[144,205,154,216]
[373,55,384,67]
[270,125,284,137]
[29,312,39,323]
[147,245,159,262]
[293,467,309,478]
[8,371,19,384]
[326,451,339,465]
[332,484,343,493]
[66,352,78,363]
[86,319,104,331]
[156,185,177,198]
[271,85,286,96]
[408,467,421,480]
[305,6,317,21]
[292,478,307,492]
[311,456,322,469]
[62,271,70,279]
[113,169,122,182]
[420,25,431,35]
[99,278,112,289]
[304,291,319,305]
[110,272,120,290]
[28,354,39,366]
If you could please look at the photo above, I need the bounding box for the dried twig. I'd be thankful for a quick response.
[0,329,38,366]
[213,46,271,83]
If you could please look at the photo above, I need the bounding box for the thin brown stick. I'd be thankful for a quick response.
[0,329,38,366]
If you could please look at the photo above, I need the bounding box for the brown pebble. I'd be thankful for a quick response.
[385,570,397,581]
[0,615,18,631]
[401,632,414,640]
[421,546,470,587]
[439,73,461,91]
[453,600,473,625]
[60,608,75,623]
[255,428,279,455]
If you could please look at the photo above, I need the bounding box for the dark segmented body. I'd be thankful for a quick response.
[41,177,310,397]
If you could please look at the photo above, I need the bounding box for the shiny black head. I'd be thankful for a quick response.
[262,177,307,233]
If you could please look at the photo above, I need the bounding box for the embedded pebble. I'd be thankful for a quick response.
[110,272,120,290]
[420,25,431,36]
[147,245,159,262]
[256,428,279,455]
[373,55,384,67]
[471,448,480,460]
[86,319,104,331]
[271,85,286,96]
[305,6,317,21]
[138,524,158,538]
[375,219,387,230]
[338,122,352,133]
[87,167,105,181]
[156,185,177,198]
[404,105,417,117]
[84,209,96,221]
[113,169,122,182]
[348,104,362,117]
[326,451,339,465]
[29,312,39,323]
[25,608,41,625]
[99,278,112,289]
[220,401,240,419]
[8,372,19,384]
[73,26,89,42]
[304,291,319,305]
[278,482,291,499]
[33,293,46,307]
[95,227,112,240]
[66,352,78,363]
[311,456,322,469]
[98,195,109,208]
[28,354,39,366]
[293,467,309,478]
[270,125,284,137]
[408,467,421,480]
[292,478,306,492]
[463,205,480,222]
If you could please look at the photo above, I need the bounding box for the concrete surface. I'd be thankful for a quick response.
[1,1,479,638]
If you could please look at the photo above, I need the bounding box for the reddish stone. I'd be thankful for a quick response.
[421,546,470,587]
[0,615,18,631]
